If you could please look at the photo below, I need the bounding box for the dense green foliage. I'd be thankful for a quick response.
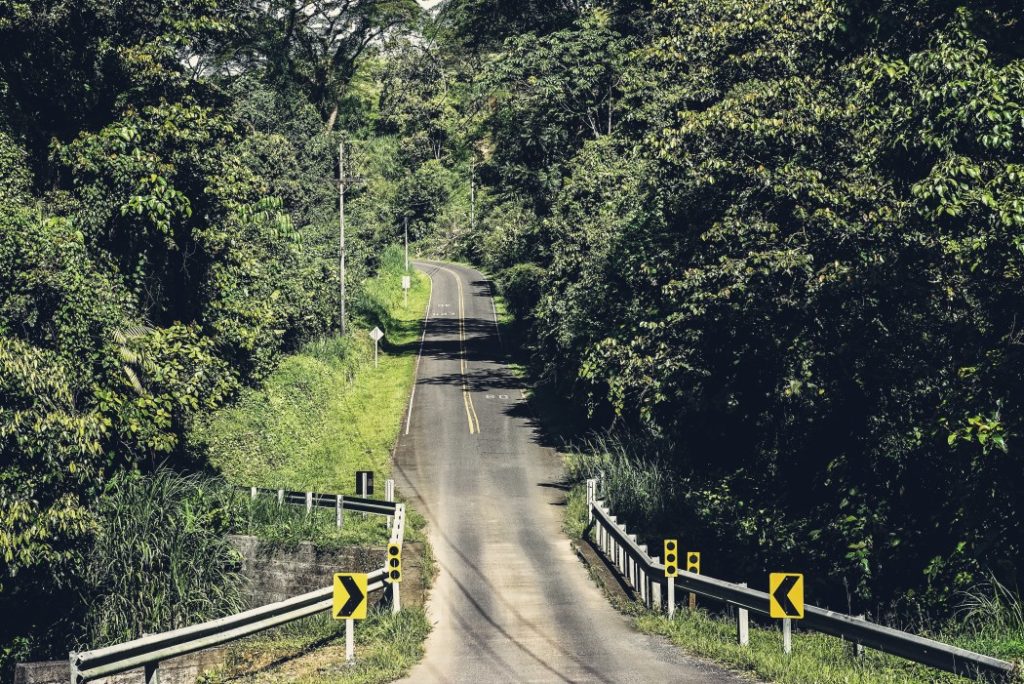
[380,0,1024,620]
[0,0,424,670]
[85,470,246,647]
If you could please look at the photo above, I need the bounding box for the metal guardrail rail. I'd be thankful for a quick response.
[70,494,407,683]
[588,488,1018,682]
[246,486,399,516]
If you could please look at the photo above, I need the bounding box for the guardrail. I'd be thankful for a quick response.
[585,480,1017,682]
[71,494,407,684]
[245,484,399,517]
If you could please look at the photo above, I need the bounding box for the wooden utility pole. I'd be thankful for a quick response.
[470,160,476,233]
[338,139,346,335]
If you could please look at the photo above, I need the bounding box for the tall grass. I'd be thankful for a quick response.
[84,470,246,647]
[564,434,674,532]
[954,578,1024,662]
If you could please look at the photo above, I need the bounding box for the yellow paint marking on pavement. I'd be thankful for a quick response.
[441,266,480,434]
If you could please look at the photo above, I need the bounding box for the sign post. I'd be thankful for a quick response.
[402,275,411,307]
[387,541,402,613]
[333,572,369,663]
[355,471,374,496]
[370,326,383,367]
[686,551,701,611]
[769,572,804,655]
[663,539,678,618]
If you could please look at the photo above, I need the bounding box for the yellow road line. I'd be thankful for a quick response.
[441,266,481,434]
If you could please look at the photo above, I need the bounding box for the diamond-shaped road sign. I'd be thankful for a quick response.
[369,326,384,342]
[333,573,368,620]
[769,573,804,619]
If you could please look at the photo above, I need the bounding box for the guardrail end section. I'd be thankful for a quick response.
[69,651,80,684]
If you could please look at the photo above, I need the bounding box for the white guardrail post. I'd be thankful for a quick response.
[386,479,395,528]
[737,583,749,646]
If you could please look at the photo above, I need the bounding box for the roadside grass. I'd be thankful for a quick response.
[636,608,979,684]
[199,608,430,684]
[195,263,429,496]
[191,245,434,683]
[561,470,1023,684]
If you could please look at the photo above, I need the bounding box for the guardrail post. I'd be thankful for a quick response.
[306,491,313,514]
[277,488,284,505]
[628,534,639,593]
[336,495,344,528]
[638,543,649,606]
[386,479,394,528]
[737,583,749,646]
[586,479,596,525]
[69,651,79,684]
[783,618,792,655]
[652,575,662,611]
[144,661,159,684]
[849,615,865,658]
[250,486,257,500]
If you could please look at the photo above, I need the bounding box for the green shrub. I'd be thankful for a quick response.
[84,470,245,647]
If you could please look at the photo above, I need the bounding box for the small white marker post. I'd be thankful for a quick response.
[370,326,384,368]
[402,275,411,307]
[667,577,676,618]
[346,618,355,663]
[336,494,344,528]
[385,479,394,528]
[737,583,749,646]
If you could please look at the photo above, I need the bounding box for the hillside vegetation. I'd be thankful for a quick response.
[0,0,428,672]
[373,0,1024,622]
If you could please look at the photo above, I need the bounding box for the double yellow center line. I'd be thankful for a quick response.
[443,267,481,434]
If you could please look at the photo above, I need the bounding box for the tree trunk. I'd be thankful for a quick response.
[325,105,338,133]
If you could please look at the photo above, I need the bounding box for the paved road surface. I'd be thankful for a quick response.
[394,261,744,683]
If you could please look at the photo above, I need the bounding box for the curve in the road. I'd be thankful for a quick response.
[394,261,745,683]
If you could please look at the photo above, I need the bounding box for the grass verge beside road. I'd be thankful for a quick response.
[195,262,430,498]
[198,610,431,684]
[191,246,434,682]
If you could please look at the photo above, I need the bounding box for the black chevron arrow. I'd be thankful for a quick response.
[772,575,801,617]
[336,575,365,618]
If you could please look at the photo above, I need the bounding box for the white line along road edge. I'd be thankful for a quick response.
[405,265,436,435]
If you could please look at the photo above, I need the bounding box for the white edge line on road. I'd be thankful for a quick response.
[488,281,503,347]
[404,265,435,436]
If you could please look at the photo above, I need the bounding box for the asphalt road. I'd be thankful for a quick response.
[394,261,745,683]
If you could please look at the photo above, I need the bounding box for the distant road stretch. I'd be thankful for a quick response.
[394,261,745,683]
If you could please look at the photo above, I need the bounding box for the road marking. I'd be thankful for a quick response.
[438,266,480,434]
[404,266,435,436]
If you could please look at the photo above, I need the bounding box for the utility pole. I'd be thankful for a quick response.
[470,160,476,233]
[404,216,409,272]
[338,139,347,335]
